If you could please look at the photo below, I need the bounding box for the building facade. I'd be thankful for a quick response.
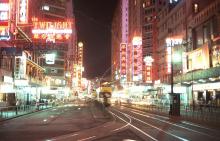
[0,0,76,106]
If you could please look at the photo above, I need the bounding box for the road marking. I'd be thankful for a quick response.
[181,121,216,131]
[47,134,78,141]
[124,107,169,120]
[109,111,130,132]
[110,111,158,141]
[78,136,96,141]
[125,112,189,141]
[129,110,218,139]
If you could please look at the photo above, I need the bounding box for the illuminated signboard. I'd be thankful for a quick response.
[166,38,183,73]
[32,19,72,42]
[169,0,180,4]
[132,44,142,81]
[14,52,27,79]
[0,0,10,40]
[17,0,29,24]
[145,66,152,83]
[120,43,127,77]
[187,44,210,71]
[144,56,153,83]
[45,54,55,64]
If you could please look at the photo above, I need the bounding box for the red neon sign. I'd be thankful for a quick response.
[120,43,127,76]
[32,19,72,42]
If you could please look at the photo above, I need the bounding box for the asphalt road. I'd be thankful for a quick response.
[0,101,111,141]
[107,105,220,141]
[0,100,220,141]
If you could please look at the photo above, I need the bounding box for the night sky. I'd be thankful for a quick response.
[73,0,118,79]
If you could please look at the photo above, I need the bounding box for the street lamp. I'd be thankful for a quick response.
[166,38,183,116]
[78,42,83,48]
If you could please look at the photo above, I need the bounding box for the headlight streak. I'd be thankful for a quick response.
[109,111,158,141]
[127,109,218,139]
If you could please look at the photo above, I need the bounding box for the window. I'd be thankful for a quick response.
[194,3,199,13]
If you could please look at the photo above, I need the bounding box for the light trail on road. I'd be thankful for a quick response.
[111,106,220,141]
[129,109,218,139]
[109,111,158,141]
[114,109,189,141]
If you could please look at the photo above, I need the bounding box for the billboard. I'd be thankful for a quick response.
[186,44,210,71]
[17,0,29,24]
[0,0,10,40]
[32,18,72,42]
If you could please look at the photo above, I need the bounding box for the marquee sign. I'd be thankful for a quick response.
[32,19,72,42]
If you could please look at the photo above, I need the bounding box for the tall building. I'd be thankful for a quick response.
[156,0,220,106]
[0,0,76,105]
[128,0,143,83]
[142,0,161,84]
[111,0,129,84]
[31,0,76,99]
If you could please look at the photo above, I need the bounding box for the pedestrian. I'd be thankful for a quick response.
[16,99,20,115]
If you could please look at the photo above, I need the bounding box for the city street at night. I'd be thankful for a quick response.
[0,100,220,141]
[1,0,220,140]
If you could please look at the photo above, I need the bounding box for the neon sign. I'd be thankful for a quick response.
[17,0,29,24]
[132,44,142,81]
[32,19,72,42]
[120,43,127,76]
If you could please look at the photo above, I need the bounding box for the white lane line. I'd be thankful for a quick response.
[181,121,217,131]
[110,111,158,141]
[123,106,169,120]
[77,136,96,141]
[47,134,78,141]
[130,110,218,139]
[124,106,218,132]
[124,112,189,141]
[109,111,130,132]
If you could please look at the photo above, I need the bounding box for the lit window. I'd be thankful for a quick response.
[194,4,199,13]
[42,5,50,11]
[143,3,145,8]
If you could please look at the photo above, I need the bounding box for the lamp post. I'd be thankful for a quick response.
[166,38,182,116]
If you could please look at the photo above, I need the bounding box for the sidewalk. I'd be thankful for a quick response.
[0,104,52,122]
[120,102,220,128]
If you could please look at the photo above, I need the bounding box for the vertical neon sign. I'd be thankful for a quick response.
[132,36,142,82]
[120,43,127,78]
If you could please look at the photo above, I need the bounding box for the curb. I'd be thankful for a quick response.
[0,106,54,123]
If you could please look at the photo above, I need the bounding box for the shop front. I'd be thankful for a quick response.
[0,76,15,106]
